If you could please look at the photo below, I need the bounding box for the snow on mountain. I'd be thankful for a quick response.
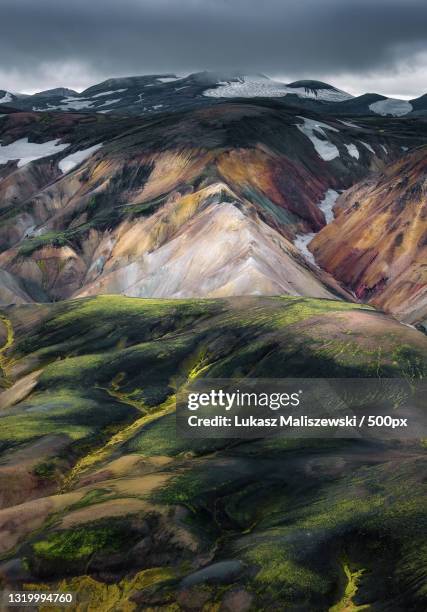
[58,143,103,174]
[33,97,97,112]
[203,74,290,98]
[368,98,413,117]
[203,75,353,101]
[344,143,360,159]
[0,137,69,167]
[0,100,423,311]
[98,98,122,107]
[286,80,353,102]
[311,146,427,325]
[293,232,318,266]
[318,189,340,223]
[91,89,127,98]
[359,141,375,154]
[0,72,424,119]
[293,189,340,266]
[0,92,13,104]
[156,76,180,83]
[295,116,340,161]
[339,119,360,128]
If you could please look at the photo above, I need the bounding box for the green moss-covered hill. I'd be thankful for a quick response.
[0,295,426,611]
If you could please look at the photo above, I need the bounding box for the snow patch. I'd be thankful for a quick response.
[344,143,360,159]
[359,141,375,154]
[58,143,103,173]
[293,189,339,266]
[0,92,12,104]
[289,85,352,102]
[203,75,352,101]
[369,98,412,117]
[91,89,127,98]
[59,97,96,110]
[318,189,340,224]
[293,232,317,267]
[33,97,97,111]
[380,144,388,154]
[339,119,360,129]
[98,98,121,107]
[0,137,69,168]
[157,77,179,83]
[296,116,339,161]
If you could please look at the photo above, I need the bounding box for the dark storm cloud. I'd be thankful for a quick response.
[0,0,426,93]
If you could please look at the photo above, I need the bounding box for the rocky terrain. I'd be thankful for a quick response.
[0,99,426,329]
[311,146,427,327]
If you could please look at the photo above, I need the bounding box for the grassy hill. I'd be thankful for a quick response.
[0,295,426,610]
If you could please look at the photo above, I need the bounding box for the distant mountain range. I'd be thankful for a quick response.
[1,71,426,117]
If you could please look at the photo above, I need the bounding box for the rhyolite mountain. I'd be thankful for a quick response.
[311,146,427,327]
[0,74,427,611]
[0,93,426,329]
[1,72,427,117]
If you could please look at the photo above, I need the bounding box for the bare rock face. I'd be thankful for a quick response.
[311,147,427,326]
[0,103,426,318]
[0,270,33,304]
[75,189,347,301]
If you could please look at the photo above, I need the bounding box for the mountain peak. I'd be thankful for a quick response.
[287,79,339,91]
[33,87,78,98]
[0,72,425,117]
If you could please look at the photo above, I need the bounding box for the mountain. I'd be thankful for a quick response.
[411,92,427,113]
[0,100,424,307]
[310,145,427,328]
[0,75,427,611]
[0,91,18,105]
[286,79,353,101]
[1,72,425,117]
[202,74,354,102]
[319,92,415,117]
[0,295,426,610]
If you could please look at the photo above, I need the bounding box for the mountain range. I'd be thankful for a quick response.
[0,71,426,610]
[1,71,427,118]
[0,75,426,330]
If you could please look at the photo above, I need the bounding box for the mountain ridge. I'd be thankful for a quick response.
[1,71,426,117]
[1,100,424,308]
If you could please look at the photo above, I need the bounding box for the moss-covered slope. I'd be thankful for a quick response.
[0,295,425,610]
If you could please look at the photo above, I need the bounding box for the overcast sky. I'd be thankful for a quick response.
[1,0,426,98]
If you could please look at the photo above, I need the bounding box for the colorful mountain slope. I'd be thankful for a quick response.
[0,102,424,306]
[311,146,427,327]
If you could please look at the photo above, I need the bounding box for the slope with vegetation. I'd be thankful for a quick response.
[0,295,425,610]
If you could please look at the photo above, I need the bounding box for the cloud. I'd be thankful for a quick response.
[1,0,426,96]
